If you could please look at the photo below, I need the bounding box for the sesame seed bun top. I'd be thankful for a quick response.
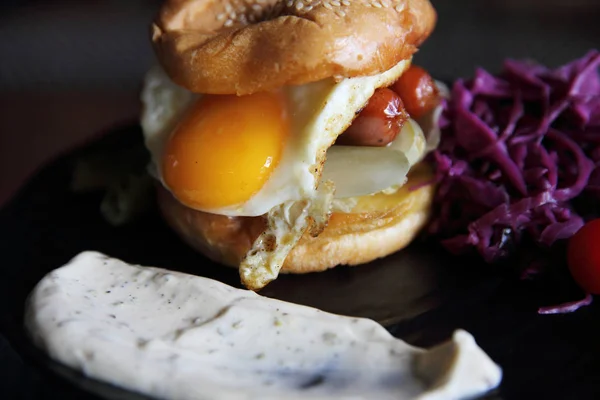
[151,0,437,95]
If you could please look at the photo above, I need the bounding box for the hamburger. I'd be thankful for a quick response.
[141,0,441,290]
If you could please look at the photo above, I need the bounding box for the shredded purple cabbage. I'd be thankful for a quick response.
[538,293,593,315]
[430,51,600,263]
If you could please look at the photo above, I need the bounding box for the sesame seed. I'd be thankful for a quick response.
[215,0,410,26]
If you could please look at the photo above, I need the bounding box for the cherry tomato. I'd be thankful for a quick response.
[567,219,600,294]
[391,65,439,119]
[337,88,408,147]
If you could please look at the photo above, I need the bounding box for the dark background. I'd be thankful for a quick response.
[0,0,599,399]
[1,0,599,207]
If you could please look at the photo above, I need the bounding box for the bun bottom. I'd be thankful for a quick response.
[157,164,435,274]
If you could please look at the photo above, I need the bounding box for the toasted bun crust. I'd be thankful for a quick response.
[157,164,435,273]
[152,0,437,95]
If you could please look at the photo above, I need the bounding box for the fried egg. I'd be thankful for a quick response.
[141,60,415,216]
[140,60,427,289]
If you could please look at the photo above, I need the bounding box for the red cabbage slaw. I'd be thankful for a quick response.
[430,51,600,266]
[538,293,593,315]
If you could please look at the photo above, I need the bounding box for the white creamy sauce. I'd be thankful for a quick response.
[25,252,502,400]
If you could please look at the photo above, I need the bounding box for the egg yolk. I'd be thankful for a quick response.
[162,91,289,209]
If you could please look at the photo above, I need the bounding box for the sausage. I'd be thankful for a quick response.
[390,65,439,120]
[337,88,409,147]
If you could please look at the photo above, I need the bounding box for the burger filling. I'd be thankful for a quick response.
[141,61,442,289]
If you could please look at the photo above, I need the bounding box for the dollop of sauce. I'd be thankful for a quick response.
[25,252,502,400]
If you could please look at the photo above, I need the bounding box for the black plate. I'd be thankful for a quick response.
[2,125,600,400]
